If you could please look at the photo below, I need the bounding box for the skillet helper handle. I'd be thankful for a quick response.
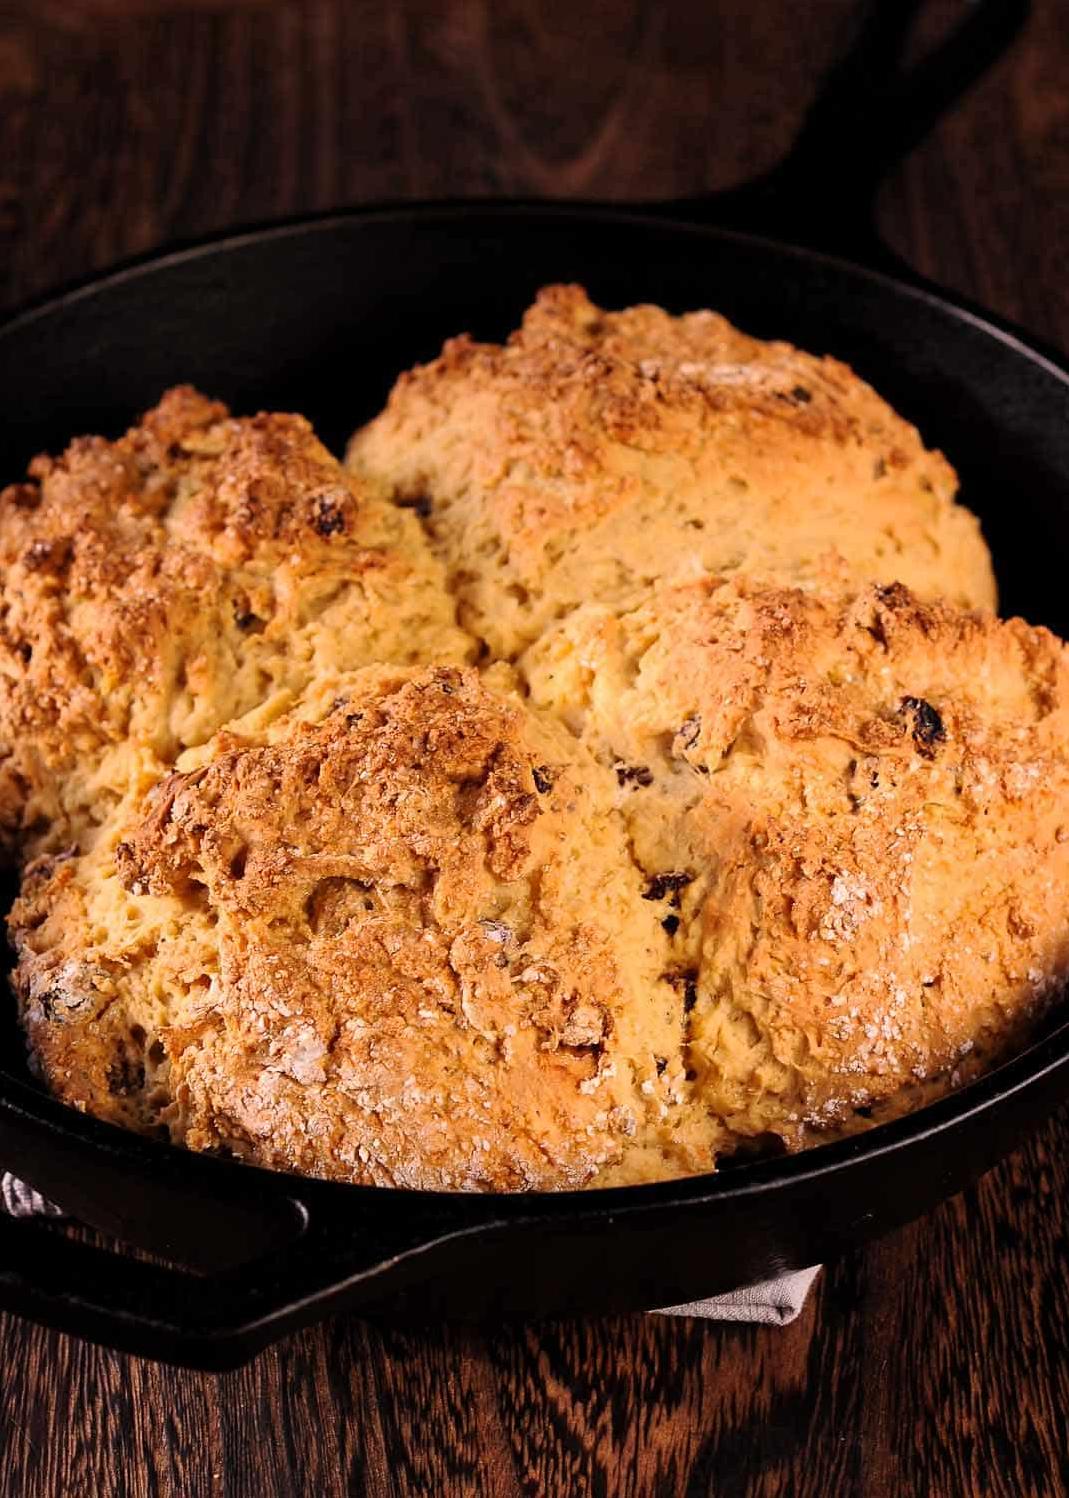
[0,1096,496,1366]
[659,0,1030,271]
[0,1168,489,1369]
[0,1214,272,1369]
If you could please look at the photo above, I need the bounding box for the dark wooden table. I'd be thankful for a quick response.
[2,1,1069,1493]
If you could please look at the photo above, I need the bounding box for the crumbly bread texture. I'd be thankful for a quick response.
[4,286,1067,1192]
[11,666,711,1189]
[0,387,470,854]
[524,577,1069,1142]
[347,284,996,658]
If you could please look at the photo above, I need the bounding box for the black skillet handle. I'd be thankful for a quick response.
[0,1086,501,1367]
[654,0,1030,275]
[0,1162,497,1369]
[0,1183,499,1370]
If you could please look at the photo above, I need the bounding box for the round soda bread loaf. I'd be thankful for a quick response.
[347,284,996,658]
[4,285,1066,1192]
[10,666,711,1190]
[0,387,471,856]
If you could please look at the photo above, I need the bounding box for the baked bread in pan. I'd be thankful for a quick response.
[4,288,1067,1191]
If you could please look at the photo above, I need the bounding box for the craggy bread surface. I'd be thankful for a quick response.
[348,284,996,658]
[0,386,470,856]
[13,667,706,1189]
[524,576,1069,1143]
[4,287,1067,1192]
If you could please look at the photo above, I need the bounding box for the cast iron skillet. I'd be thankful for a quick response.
[0,0,1062,1370]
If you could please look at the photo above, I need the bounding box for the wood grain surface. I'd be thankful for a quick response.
[2,1,1069,1494]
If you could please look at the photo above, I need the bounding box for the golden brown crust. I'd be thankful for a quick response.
[11,667,707,1190]
[347,284,996,656]
[4,288,1066,1193]
[524,576,1069,1143]
[0,386,471,853]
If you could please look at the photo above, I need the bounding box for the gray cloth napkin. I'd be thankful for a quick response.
[0,1170,820,1322]
[653,1265,821,1324]
[1,1172,64,1219]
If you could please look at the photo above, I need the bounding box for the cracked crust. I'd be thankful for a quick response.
[347,284,996,657]
[11,666,713,1189]
[0,386,471,854]
[3,286,1066,1192]
[524,576,1069,1143]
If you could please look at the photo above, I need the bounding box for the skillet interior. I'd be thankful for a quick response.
[1,206,1069,1361]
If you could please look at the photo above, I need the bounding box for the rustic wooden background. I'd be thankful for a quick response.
[2,1,1069,1493]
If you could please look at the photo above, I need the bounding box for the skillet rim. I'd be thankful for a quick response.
[6,198,1069,392]
[2,197,1069,1219]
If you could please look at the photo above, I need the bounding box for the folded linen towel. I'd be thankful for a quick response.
[1,1172,64,1218]
[653,1265,821,1324]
